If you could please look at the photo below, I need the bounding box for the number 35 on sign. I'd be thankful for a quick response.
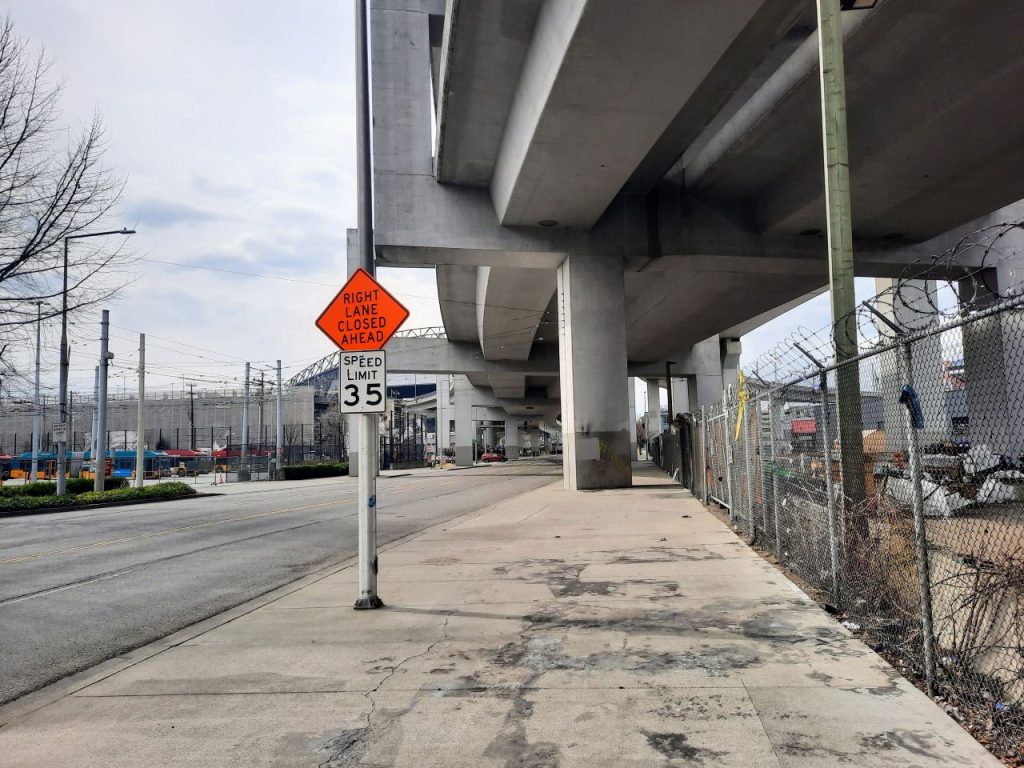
[339,352,386,414]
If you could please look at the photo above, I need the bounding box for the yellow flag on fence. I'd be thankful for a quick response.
[734,369,747,442]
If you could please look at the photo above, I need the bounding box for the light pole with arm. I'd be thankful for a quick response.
[56,228,135,495]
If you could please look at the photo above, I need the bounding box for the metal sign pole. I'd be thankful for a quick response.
[354,0,382,610]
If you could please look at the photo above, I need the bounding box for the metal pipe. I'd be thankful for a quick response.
[354,0,382,610]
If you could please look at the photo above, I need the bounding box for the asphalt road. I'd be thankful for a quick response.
[0,462,560,705]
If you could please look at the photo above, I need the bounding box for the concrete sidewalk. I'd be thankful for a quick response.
[0,464,998,767]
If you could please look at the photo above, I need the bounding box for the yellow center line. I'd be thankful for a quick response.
[0,497,355,566]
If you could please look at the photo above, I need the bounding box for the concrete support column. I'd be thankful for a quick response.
[646,380,661,441]
[453,375,474,466]
[670,378,689,418]
[435,375,450,454]
[627,378,638,458]
[504,419,521,459]
[689,335,737,410]
[720,338,742,393]
[557,252,631,490]
[483,427,496,452]
[959,265,1024,457]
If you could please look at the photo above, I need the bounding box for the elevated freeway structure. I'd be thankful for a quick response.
[363,0,1024,489]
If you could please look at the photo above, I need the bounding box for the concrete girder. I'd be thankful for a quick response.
[436,265,479,342]
[685,0,1024,241]
[375,4,1022,259]
[434,0,543,186]
[490,0,780,229]
[624,263,823,363]
[488,372,527,401]
[476,266,556,360]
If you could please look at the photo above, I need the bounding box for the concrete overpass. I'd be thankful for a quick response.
[364,0,1024,489]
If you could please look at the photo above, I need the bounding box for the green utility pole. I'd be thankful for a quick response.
[816,0,866,506]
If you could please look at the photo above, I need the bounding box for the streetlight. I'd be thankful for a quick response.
[56,228,136,495]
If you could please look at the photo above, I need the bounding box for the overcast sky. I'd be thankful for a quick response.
[6,0,874,408]
[7,0,442,400]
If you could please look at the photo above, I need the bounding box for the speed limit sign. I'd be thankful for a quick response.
[339,351,386,414]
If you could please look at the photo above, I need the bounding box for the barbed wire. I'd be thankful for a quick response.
[747,219,1024,389]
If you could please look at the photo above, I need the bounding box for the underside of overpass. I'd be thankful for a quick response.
[364,0,1024,489]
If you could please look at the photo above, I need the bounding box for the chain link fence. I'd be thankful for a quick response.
[696,221,1024,762]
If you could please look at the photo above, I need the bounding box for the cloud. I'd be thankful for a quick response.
[191,175,255,201]
[124,198,221,229]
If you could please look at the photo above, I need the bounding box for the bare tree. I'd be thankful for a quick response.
[0,16,129,390]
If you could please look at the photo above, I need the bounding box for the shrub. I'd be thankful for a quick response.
[76,483,196,504]
[0,482,196,515]
[281,462,349,480]
[0,476,128,498]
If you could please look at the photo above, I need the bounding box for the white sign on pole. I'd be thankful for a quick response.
[53,422,68,442]
[338,351,386,414]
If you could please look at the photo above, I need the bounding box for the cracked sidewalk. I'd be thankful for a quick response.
[0,463,1000,766]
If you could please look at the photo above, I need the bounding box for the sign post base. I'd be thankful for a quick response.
[353,596,385,610]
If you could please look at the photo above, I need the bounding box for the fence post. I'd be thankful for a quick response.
[755,395,770,541]
[899,340,938,696]
[818,371,841,607]
[766,392,782,557]
[700,406,709,504]
[742,393,756,539]
[723,388,735,519]
[707,407,718,502]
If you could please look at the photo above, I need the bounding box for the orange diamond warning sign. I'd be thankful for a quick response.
[316,268,410,351]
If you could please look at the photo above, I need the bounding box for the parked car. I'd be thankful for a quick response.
[479,452,508,463]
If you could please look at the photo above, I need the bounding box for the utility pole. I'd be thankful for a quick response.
[188,382,196,450]
[275,360,283,478]
[135,334,145,489]
[258,371,265,449]
[91,367,99,469]
[241,362,250,474]
[354,0,383,610]
[56,239,70,494]
[94,310,111,492]
[57,228,135,495]
[31,302,42,482]
[816,0,866,505]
